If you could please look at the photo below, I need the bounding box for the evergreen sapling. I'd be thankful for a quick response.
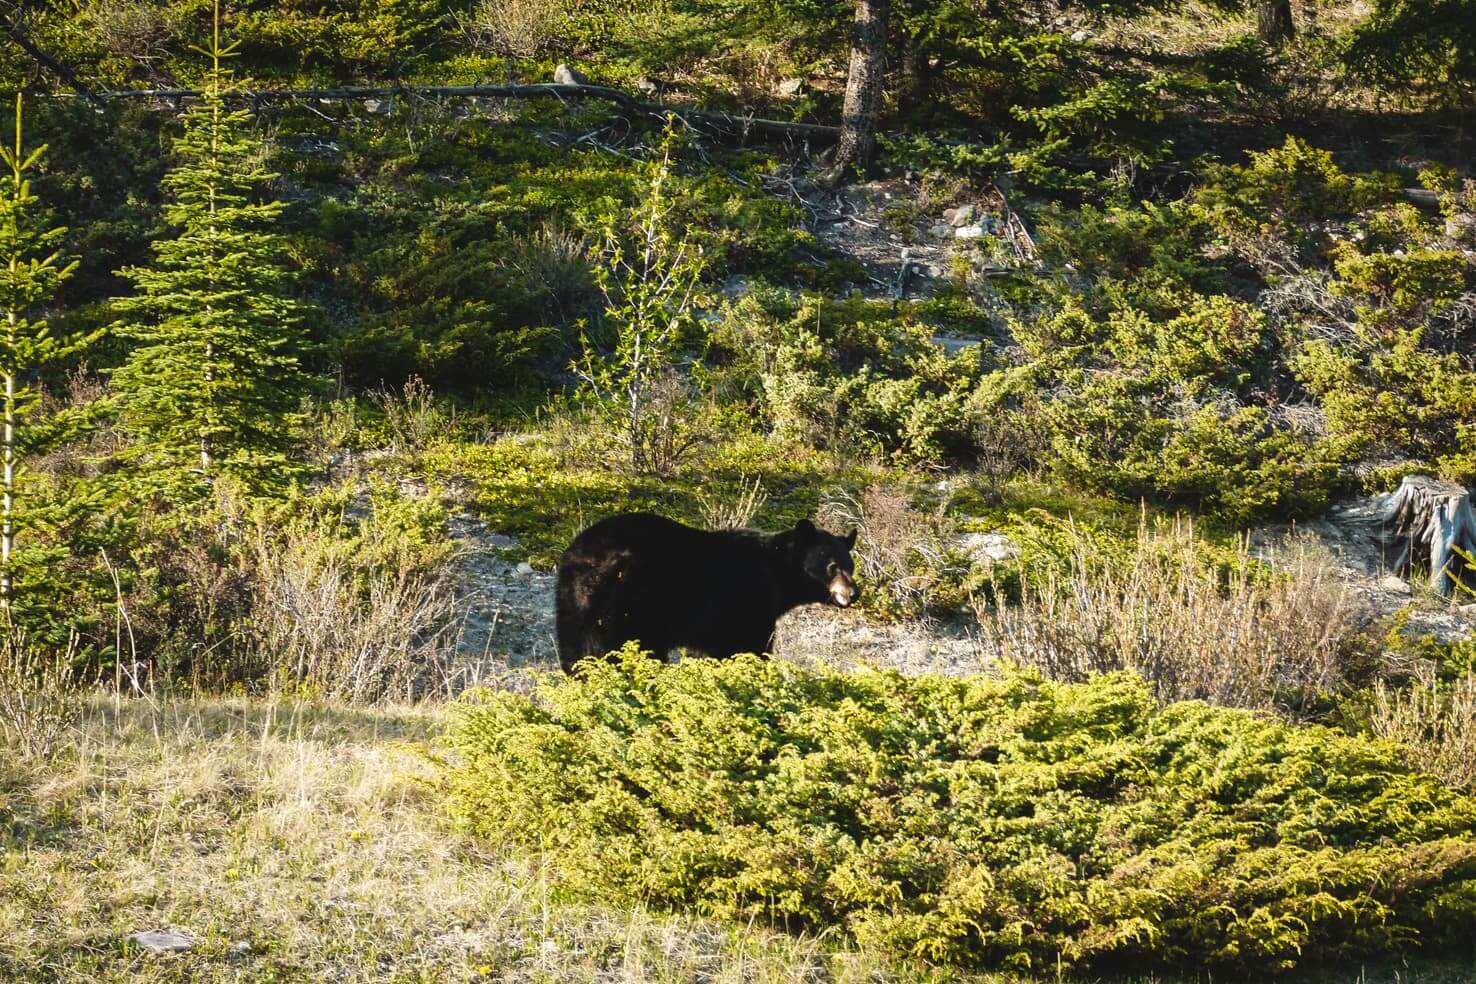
[0,94,86,604]
[111,4,310,494]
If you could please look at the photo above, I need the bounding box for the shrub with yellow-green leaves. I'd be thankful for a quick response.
[443,653,1476,975]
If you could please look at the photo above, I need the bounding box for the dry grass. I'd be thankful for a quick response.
[0,694,993,983]
[460,0,566,73]
[819,484,958,617]
[695,476,768,530]
[244,534,464,704]
[1372,670,1476,790]
[236,503,466,704]
[975,520,1359,711]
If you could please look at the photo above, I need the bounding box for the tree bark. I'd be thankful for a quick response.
[1257,0,1295,48]
[826,0,890,186]
[1379,476,1476,597]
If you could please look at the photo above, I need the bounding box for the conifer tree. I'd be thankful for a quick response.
[0,94,83,604]
[111,1,310,494]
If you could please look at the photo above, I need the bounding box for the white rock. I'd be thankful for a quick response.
[777,78,807,97]
[955,224,986,239]
[516,562,535,576]
[1070,29,1089,41]
[130,930,193,954]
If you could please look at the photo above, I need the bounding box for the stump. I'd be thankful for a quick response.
[1378,476,1476,596]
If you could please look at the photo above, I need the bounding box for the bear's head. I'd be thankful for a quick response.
[784,518,859,607]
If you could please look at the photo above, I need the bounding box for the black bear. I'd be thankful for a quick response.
[555,512,858,671]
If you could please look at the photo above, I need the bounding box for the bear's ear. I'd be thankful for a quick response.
[793,518,815,538]
[844,528,858,549]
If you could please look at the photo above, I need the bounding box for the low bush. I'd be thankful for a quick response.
[444,653,1476,975]
[103,479,462,700]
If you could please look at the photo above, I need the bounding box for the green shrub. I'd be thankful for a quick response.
[444,654,1476,974]
[994,294,1337,523]
[712,293,985,465]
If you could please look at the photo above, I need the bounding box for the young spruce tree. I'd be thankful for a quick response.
[0,95,84,604]
[111,2,309,494]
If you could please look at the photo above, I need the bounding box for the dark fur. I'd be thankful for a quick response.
[555,513,857,671]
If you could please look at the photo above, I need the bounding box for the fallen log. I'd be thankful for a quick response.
[1379,475,1476,597]
[39,80,842,146]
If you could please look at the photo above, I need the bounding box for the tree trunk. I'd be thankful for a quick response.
[2,364,13,605]
[201,340,213,472]
[1257,0,1295,48]
[1379,476,1476,597]
[826,0,889,186]
[894,0,922,110]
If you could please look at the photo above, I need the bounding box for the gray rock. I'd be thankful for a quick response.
[1379,574,1411,594]
[130,930,194,954]
[932,334,981,356]
[553,63,589,86]
[515,561,535,576]
[279,135,341,159]
[486,533,519,550]
[955,224,986,239]
[1445,212,1476,241]
[930,222,952,237]
[960,531,1018,564]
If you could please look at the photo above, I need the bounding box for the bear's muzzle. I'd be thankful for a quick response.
[829,573,857,607]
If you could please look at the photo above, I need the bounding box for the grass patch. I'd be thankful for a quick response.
[0,694,967,982]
